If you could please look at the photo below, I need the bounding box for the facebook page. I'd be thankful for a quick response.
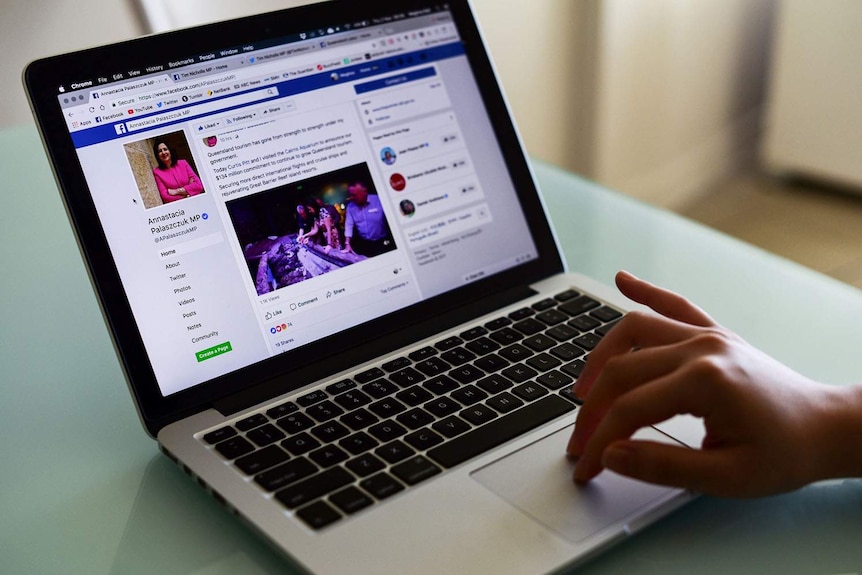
[61,10,538,396]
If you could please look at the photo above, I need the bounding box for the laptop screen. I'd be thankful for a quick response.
[51,6,541,398]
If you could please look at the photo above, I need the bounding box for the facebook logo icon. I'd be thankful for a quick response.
[115,124,127,135]
[173,73,180,81]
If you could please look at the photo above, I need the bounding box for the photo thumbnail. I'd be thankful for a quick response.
[124,130,205,209]
[225,162,396,296]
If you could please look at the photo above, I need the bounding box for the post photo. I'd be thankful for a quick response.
[225,163,396,296]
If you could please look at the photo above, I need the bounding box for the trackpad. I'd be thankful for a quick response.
[471,426,680,544]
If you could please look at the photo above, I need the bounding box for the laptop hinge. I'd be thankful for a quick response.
[213,284,538,416]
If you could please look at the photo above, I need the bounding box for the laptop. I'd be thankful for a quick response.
[24,1,703,573]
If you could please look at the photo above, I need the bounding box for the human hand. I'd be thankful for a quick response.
[567,271,854,497]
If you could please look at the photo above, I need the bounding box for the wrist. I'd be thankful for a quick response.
[808,384,862,482]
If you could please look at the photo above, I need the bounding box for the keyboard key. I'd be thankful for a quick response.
[531,298,557,311]
[281,432,321,455]
[330,486,374,515]
[296,500,342,530]
[559,387,584,405]
[424,396,461,418]
[246,423,286,447]
[408,346,437,361]
[311,420,350,442]
[596,319,622,336]
[340,407,379,430]
[554,289,580,301]
[368,419,407,442]
[276,412,315,434]
[477,374,513,394]
[549,343,584,361]
[512,382,549,402]
[522,334,557,352]
[449,364,485,384]
[415,356,451,376]
[591,306,622,322]
[333,389,372,410]
[382,356,412,372]
[535,308,568,326]
[396,407,434,430]
[375,440,416,464]
[255,457,318,492]
[345,453,386,477]
[474,353,509,373]
[360,472,405,500]
[297,390,328,407]
[460,404,498,426]
[389,367,426,387]
[561,360,586,378]
[568,315,601,331]
[396,385,434,407]
[484,317,512,330]
[275,466,354,509]
[559,296,600,317]
[391,455,441,486]
[432,415,471,438]
[489,327,521,345]
[203,426,236,444]
[451,385,489,406]
[326,379,356,395]
[460,326,489,340]
[236,413,268,432]
[440,347,476,366]
[465,336,501,356]
[546,324,580,341]
[235,444,289,475]
[266,401,299,419]
[435,336,463,351]
[214,436,255,460]
[508,307,535,321]
[422,374,459,395]
[526,353,562,372]
[536,370,574,390]
[369,397,407,418]
[427,395,575,468]
[404,428,445,451]
[486,392,524,414]
[308,445,349,468]
[306,400,344,422]
[498,343,533,362]
[573,333,603,351]
[513,318,546,335]
[355,367,386,384]
[501,363,539,383]
[339,431,379,455]
[363,379,399,399]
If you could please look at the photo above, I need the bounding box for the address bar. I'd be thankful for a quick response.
[125,86,278,132]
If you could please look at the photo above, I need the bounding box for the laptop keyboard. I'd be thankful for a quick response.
[198,289,622,530]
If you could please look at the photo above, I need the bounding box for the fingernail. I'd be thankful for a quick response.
[573,461,588,483]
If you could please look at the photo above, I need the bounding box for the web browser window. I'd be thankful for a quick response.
[58,9,538,396]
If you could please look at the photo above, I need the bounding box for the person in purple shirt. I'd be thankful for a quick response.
[342,182,393,256]
[152,141,204,203]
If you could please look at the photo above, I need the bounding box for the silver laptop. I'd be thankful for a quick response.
[24,1,703,573]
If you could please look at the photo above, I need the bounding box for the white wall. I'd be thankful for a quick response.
[590,0,776,208]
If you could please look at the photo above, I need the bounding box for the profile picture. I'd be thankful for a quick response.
[399,199,416,217]
[380,146,397,165]
[124,130,205,209]
[203,135,218,147]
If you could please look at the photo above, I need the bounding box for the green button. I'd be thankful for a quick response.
[195,341,232,362]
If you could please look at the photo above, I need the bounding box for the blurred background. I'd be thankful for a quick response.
[3,0,861,287]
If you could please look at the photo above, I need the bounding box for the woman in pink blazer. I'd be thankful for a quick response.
[152,141,204,203]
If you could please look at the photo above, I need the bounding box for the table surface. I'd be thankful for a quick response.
[2,123,861,574]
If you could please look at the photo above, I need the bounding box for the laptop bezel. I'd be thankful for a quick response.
[24,0,564,437]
